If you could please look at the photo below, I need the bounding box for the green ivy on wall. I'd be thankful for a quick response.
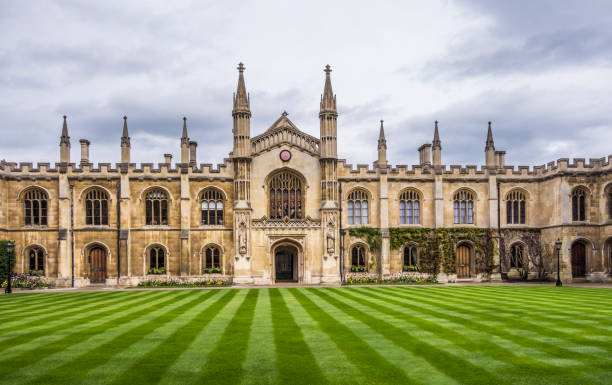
[348,227,382,251]
[348,227,496,278]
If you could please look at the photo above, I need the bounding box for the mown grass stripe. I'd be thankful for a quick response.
[309,287,506,385]
[0,290,193,377]
[371,287,612,371]
[290,288,416,385]
[198,289,259,384]
[0,291,131,331]
[156,289,249,385]
[389,287,612,353]
[460,286,612,312]
[241,288,277,385]
[337,287,602,385]
[0,290,159,353]
[24,290,217,385]
[280,289,361,383]
[1,291,103,313]
[269,288,328,385]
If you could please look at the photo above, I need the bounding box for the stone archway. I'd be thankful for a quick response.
[274,245,298,282]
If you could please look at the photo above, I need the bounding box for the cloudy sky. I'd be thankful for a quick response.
[1,0,611,168]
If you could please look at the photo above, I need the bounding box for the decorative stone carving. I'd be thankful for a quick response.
[237,212,248,255]
[252,215,320,230]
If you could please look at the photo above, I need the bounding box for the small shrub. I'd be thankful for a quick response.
[147,267,166,275]
[203,267,222,274]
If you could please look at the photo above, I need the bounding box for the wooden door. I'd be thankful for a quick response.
[456,245,471,278]
[89,247,106,283]
[571,242,586,278]
[275,251,294,281]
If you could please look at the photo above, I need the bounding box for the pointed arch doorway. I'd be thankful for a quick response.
[89,246,107,283]
[274,245,299,282]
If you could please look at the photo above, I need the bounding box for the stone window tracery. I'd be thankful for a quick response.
[85,188,109,226]
[453,190,474,224]
[201,189,224,225]
[145,189,168,225]
[23,188,48,226]
[571,187,587,221]
[269,171,303,219]
[204,246,221,272]
[399,189,421,225]
[27,246,45,274]
[148,245,165,270]
[351,245,366,269]
[506,189,526,225]
[403,245,418,267]
[347,189,368,225]
[510,243,524,269]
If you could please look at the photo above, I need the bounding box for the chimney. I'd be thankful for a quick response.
[79,139,90,165]
[189,141,197,166]
[164,153,173,165]
[495,151,506,169]
[418,144,432,166]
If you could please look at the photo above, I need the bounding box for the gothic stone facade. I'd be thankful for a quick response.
[1,64,611,287]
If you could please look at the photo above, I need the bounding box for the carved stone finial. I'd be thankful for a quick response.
[237,62,245,72]
[324,64,332,74]
[282,111,288,117]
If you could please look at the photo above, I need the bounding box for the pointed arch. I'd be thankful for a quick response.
[346,188,370,225]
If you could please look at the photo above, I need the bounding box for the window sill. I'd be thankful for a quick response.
[198,225,226,229]
[346,224,371,228]
[397,224,423,228]
[22,225,49,230]
[144,225,170,228]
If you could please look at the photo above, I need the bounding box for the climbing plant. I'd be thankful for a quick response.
[348,227,382,251]
[349,227,496,279]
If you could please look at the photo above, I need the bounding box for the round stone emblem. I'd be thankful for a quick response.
[280,150,291,162]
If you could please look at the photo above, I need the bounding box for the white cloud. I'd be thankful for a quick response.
[0,0,610,167]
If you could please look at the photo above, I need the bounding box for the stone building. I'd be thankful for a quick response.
[1,63,611,287]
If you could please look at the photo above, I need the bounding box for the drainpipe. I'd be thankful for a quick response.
[70,184,75,288]
[338,181,344,284]
[116,181,121,284]
[497,181,502,276]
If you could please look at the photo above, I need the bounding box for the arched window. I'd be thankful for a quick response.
[145,189,168,225]
[204,246,221,273]
[23,188,48,226]
[85,188,109,226]
[148,245,165,273]
[201,189,224,225]
[399,189,421,225]
[606,185,612,220]
[506,190,526,224]
[347,189,369,225]
[510,243,524,269]
[403,245,418,268]
[269,171,303,219]
[351,245,366,270]
[571,187,587,221]
[453,190,474,224]
[27,246,45,274]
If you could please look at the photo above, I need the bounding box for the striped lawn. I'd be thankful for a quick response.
[0,286,611,385]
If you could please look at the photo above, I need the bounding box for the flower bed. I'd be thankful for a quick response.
[203,267,222,274]
[2,273,53,289]
[147,267,166,275]
[137,278,232,288]
[345,272,437,285]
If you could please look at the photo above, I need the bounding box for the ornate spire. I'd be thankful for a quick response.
[485,121,495,151]
[378,119,386,149]
[433,120,441,149]
[233,62,250,113]
[121,116,130,147]
[320,64,337,113]
[60,115,70,146]
[181,116,189,145]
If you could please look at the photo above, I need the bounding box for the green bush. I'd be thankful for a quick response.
[0,240,16,281]
[345,275,437,285]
